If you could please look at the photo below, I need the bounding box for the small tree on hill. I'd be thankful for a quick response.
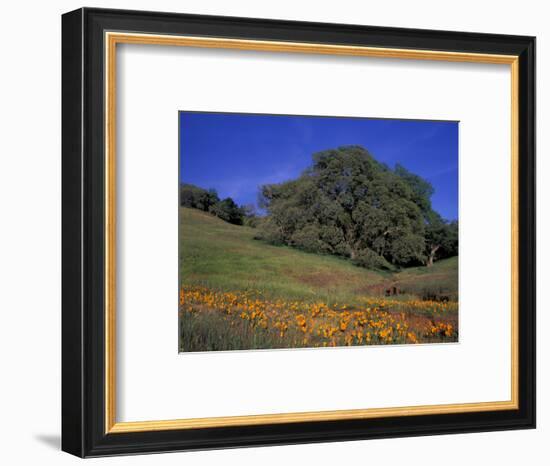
[209,198,245,225]
[425,214,458,266]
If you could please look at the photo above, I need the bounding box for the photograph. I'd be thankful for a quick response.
[178,112,459,352]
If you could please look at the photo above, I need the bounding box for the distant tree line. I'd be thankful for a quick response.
[179,183,258,226]
[255,145,458,269]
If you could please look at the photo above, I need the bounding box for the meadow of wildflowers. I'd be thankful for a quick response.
[179,285,458,352]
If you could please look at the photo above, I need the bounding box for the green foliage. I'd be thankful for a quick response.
[424,213,459,265]
[209,197,244,225]
[352,248,394,270]
[242,204,260,228]
[180,183,245,226]
[394,163,434,217]
[290,222,329,254]
[394,165,458,265]
[180,183,220,211]
[256,145,429,268]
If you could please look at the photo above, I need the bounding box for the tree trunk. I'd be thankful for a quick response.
[427,245,440,267]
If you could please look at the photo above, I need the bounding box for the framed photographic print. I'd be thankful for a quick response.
[62,7,536,457]
[178,111,460,352]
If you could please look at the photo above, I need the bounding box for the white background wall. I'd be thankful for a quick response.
[0,0,546,464]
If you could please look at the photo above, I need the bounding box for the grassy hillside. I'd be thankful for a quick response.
[179,207,457,305]
[393,256,458,301]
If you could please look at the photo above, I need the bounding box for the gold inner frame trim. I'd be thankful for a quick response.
[104,31,520,434]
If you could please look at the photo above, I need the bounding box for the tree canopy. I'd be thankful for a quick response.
[209,197,245,226]
[180,183,220,212]
[256,145,457,269]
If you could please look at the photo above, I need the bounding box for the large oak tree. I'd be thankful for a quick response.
[257,145,457,269]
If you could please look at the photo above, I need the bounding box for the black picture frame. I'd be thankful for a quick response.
[62,7,536,458]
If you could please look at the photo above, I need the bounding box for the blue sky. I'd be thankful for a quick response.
[179,112,458,220]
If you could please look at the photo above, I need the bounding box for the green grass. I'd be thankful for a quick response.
[393,256,458,301]
[179,207,458,304]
